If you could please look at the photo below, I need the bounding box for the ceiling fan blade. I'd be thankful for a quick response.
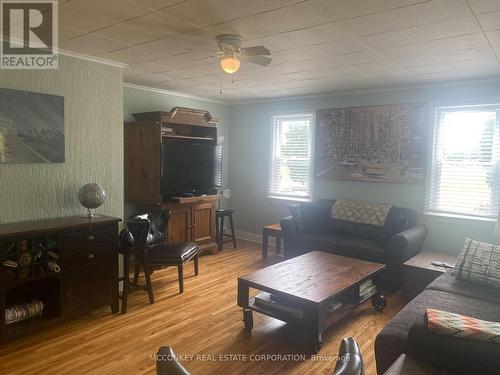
[242,55,272,66]
[241,46,270,56]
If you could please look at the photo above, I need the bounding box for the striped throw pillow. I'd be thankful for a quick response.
[452,238,500,289]
[426,308,500,343]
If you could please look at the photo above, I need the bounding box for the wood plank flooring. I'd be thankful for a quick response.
[0,240,406,375]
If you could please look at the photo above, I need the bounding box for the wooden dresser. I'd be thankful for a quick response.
[0,215,121,341]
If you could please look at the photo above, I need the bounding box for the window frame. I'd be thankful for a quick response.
[267,112,315,202]
[424,103,500,221]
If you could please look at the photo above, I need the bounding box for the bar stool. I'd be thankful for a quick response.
[215,208,237,250]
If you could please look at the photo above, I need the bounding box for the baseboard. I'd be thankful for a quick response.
[235,230,277,246]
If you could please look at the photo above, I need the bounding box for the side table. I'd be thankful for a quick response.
[402,251,457,300]
[262,224,283,259]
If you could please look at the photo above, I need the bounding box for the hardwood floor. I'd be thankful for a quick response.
[0,240,406,375]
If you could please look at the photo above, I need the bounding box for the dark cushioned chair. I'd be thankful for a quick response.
[126,210,199,295]
[280,199,427,292]
[375,270,500,374]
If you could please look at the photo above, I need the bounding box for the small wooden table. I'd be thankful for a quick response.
[262,223,283,259]
[237,251,386,353]
[402,251,458,300]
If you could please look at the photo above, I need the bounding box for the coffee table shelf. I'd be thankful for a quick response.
[237,251,386,353]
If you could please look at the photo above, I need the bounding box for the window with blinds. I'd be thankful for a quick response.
[425,104,500,219]
[268,113,313,201]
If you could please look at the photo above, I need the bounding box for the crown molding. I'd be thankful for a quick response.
[123,83,229,105]
[228,76,500,105]
[58,49,128,68]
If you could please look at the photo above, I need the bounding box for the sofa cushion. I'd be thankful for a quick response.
[375,288,500,374]
[290,233,347,254]
[452,238,500,289]
[408,309,500,375]
[289,200,333,234]
[383,206,419,240]
[427,270,500,305]
[335,236,385,263]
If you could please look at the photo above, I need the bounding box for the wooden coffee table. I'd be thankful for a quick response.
[237,251,386,353]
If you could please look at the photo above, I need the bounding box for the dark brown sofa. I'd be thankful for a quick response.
[375,270,500,374]
[280,199,427,292]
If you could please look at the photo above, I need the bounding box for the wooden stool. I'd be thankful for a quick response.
[119,246,154,314]
[262,224,283,259]
[215,209,237,250]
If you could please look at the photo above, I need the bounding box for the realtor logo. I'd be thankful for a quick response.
[1,0,58,69]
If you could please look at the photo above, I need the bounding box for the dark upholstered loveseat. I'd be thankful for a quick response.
[280,199,427,292]
[375,270,500,374]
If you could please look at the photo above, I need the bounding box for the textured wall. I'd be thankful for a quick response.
[228,79,500,254]
[0,55,124,223]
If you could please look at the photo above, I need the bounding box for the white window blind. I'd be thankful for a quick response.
[425,105,500,218]
[268,113,313,201]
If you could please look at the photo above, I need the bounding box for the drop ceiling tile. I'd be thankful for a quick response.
[258,2,326,34]
[59,4,117,31]
[393,54,445,68]
[477,11,500,31]
[378,42,434,59]
[467,0,500,14]
[94,23,159,45]
[105,45,169,64]
[389,0,472,27]
[406,64,451,75]
[142,30,217,56]
[428,33,490,52]
[125,12,196,39]
[59,41,105,57]
[59,24,87,41]
[360,29,420,49]
[334,11,407,37]
[440,46,497,62]
[307,0,385,23]
[130,0,185,11]
[60,34,131,53]
[161,0,239,28]
[449,58,500,71]
[356,60,400,73]
[408,17,482,42]
[64,0,152,22]
[153,51,217,69]
[211,0,304,17]
[486,30,500,45]
[129,61,171,73]
[336,51,386,65]
[205,14,276,40]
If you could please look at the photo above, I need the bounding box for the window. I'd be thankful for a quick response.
[425,104,500,219]
[268,113,313,201]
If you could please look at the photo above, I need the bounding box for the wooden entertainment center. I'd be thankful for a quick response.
[124,108,220,254]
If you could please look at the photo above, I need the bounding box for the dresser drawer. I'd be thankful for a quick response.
[63,225,115,248]
[63,246,116,269]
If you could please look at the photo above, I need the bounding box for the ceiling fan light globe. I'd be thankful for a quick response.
[220,57,240,74]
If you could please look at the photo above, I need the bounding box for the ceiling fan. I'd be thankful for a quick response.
[216,34,272,74]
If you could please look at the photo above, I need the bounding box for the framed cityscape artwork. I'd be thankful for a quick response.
[315,103,428,184]
[0,87,64,163]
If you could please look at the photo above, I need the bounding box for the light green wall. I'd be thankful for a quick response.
[228,79,500,255]
[122,85,230,210]
[0,55,124,223]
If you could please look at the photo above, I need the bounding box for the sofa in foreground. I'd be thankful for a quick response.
[280,199,427,292]
[375,270,500,374]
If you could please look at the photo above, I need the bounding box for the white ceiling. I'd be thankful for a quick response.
[54,0,500,102]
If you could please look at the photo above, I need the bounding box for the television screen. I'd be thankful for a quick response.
[161,141,222,197]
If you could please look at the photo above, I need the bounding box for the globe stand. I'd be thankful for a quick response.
[82,208,99,219]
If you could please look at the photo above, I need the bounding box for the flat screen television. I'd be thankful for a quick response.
[161,141,222,198]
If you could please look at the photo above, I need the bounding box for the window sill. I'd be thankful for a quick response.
[267,195,312,203]
[423,211,496,225]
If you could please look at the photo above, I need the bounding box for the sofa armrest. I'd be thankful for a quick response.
[280,216,299,236]
[407,313,500,375]
[385,223,427,264]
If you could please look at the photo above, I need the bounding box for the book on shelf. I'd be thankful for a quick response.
[254,292,303,319]
[359,279,373,293]
[359,284,378,303]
